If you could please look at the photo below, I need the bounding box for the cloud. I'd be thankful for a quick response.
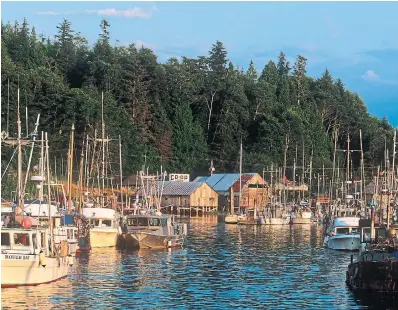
[34,7,153,18]
[85,8,152,19]
[34,11,76,16]
[362,70,380,81]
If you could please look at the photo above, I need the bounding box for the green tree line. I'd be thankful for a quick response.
[1,18,394,184]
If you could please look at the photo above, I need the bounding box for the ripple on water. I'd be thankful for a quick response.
[0,219,386,309]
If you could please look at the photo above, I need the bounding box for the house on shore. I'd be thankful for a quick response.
[193,173,268,211]
[136,181,218,209]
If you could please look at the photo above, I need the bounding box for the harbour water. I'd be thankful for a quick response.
[1,217,395,309]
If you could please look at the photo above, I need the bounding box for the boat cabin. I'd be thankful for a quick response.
[1,228,50,255]
[330,217,360,236]
[82,207,118,229]
[125,215,171,231]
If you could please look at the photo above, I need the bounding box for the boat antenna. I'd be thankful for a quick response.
[7,78,10,135]
[239,137,243,212]
[119,135,123,214]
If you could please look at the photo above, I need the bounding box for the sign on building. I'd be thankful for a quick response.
[169,174,190,182]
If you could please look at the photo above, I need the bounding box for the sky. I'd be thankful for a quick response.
[1,1,398,126]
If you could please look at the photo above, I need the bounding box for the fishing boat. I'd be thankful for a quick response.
[290,207,312,224]
[225,214,238,224]
[1,91,73,287]
[323,217,361,251]
[122,213,187,249]
[225,214,246,224]
[82,207,120,248]
[1,223,73,288]
[346,219,398,294]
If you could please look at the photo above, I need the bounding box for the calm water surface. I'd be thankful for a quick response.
[2,217,395,309]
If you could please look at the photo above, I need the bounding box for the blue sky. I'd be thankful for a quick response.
[2,1,398,126]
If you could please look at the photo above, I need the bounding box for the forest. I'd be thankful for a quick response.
[1,18,395,189]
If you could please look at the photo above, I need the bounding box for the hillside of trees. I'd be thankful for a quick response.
[1,18,395,184]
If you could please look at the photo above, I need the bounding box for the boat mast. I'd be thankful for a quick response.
[68,123,75,213]
[283,134,289,207]
[16,88,24,210]
[119,135,124,214]
[78,134,85,213]
[360,129,365,213]
[23,114,40,194]
[309,146,313,199]
[346,134,350,199]
[101,92,105,208]
[302,138,305,200]
[331,129,338,202]
[45,132,54,254]
[239,138,243,212]
[7,78,10,135]
[392,130,396,192]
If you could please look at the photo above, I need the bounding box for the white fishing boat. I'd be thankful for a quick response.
[323,217,361,251]
[225,214,246,224]
[1,225,73,288]
[1,93,73,287]
[82,207,120,248]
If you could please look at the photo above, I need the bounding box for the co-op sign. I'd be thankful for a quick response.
[169,173,190,182]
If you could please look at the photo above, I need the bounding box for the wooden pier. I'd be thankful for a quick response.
[161,205,218,217]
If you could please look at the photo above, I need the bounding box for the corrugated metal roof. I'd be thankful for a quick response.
[137,181,203,196]
[193,176,209,183]
[192,173,258,192]
[199,174,225,188]
[161,181,202,196]
[213,174,241,192]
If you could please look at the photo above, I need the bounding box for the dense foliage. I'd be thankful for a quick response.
[1,18,394,184]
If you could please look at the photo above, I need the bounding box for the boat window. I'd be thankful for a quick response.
[1,232,10,247]
[91,220,100,227]
[32,233,37,248]
[351,228,360,234]
[137,218,149,226]
[14,233,30,247]
[128,218,138,226]
[362,228,371,242]
[41,232,46,250]
[336,228,350,234]
[149,218,160,226]
[102,220,112,227]
[161,218,167,227]
[67,229,73,239]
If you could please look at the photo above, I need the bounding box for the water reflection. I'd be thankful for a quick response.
[1,218,384,309]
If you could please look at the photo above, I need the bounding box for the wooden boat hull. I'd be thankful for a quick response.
[346,259,398,294]
[89,228,118,248]
[124,232,184,249]
[1,254,69,288]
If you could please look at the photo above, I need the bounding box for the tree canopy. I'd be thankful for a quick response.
[1,18,394,183]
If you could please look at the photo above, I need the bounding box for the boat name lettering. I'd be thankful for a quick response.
[5,254,30,260]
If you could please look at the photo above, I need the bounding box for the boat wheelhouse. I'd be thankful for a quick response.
[122,214,187,249]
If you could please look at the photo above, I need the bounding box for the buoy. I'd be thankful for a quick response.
[167,240,172,248]
[39,251,47,267]
[21,217,32,229]
[68,255,74,266]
